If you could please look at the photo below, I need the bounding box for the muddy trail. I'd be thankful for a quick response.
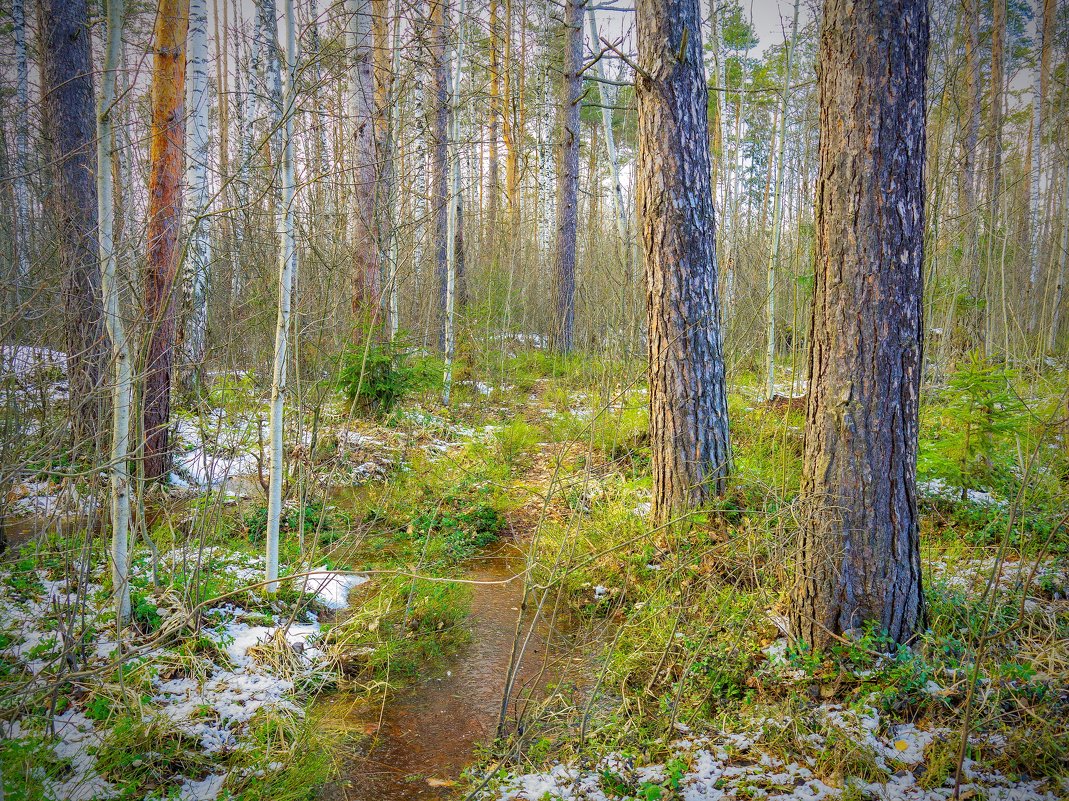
[320,542,570,801]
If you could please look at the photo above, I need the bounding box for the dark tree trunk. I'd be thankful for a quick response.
[553,0,582,353]
[38,0,107,448]
[636,0,731,525]
[143,0,189,481]
[429,0,450,348]
[789,0,928,649]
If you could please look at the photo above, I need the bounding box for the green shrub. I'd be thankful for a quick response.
[339,336,436,414]
[919,352,1028,497]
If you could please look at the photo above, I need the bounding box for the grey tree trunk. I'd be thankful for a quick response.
[553,0,583,353]
[789,0,927,649]
[636,0,732,525]
[39,0,108,448]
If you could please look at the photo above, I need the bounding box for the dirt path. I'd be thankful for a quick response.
[319,541,562,801]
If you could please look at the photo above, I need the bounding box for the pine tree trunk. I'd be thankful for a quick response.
[636,0,732,525]
[789,0,927,649]
[553,0,582,353]
[143,0,189,482]
[38,0,108,449]
[185,0,212,389]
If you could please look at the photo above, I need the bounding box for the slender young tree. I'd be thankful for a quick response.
[99,0,132,625]
[185,0,212,389]
[636,0,732,525]
[553,0,583,353]
[39,0,108,447]
[266,0,298,592]
[789,0,928,648]
[143,0,190,481]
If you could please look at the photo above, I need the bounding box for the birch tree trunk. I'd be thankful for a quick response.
[11,0,31,308]
[443,0,467,404]
[185,0,212,390]
[143,0,190,482]
[266,0,298,592]
[553,0,583,353]
[429,0,451,347]
[99,0,132,624]
[488,0,501,238]
[587,8,631,284]
[789,0,927,648]
[39,0,108,449]
[1049,157,1069,351]
[959,0,984,351]
[349,0,381,335]
[1028,0,1055,334]
[636,0,732,525]
[763,0,799,400]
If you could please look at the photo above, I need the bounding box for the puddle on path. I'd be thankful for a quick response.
[320,542,566,801]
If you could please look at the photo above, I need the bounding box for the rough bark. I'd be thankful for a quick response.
[143,0,190,481]
[789,0,927,649]
[38,0,108,448]
[553,0,583,353]
[636,0,732,525]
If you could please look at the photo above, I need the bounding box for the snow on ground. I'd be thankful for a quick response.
[171,410,262,491]
[488,707,1061,801]
[918,478,1003,507]
[0,546,368,800]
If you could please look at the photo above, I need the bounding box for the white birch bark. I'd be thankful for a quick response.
[1027,0,1047,305]
[1049,157,1069,351]
[265,0,298,592]
[185,0,212,385]
[763,0,799,400]
[12,0,31,303]
[443,0,467,404]
[586,8,630,281]
[99,0,131,624]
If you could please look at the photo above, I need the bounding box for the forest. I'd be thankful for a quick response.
[0,0,1068,799]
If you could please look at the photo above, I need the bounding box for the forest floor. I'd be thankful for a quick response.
[1,346,1067,800]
